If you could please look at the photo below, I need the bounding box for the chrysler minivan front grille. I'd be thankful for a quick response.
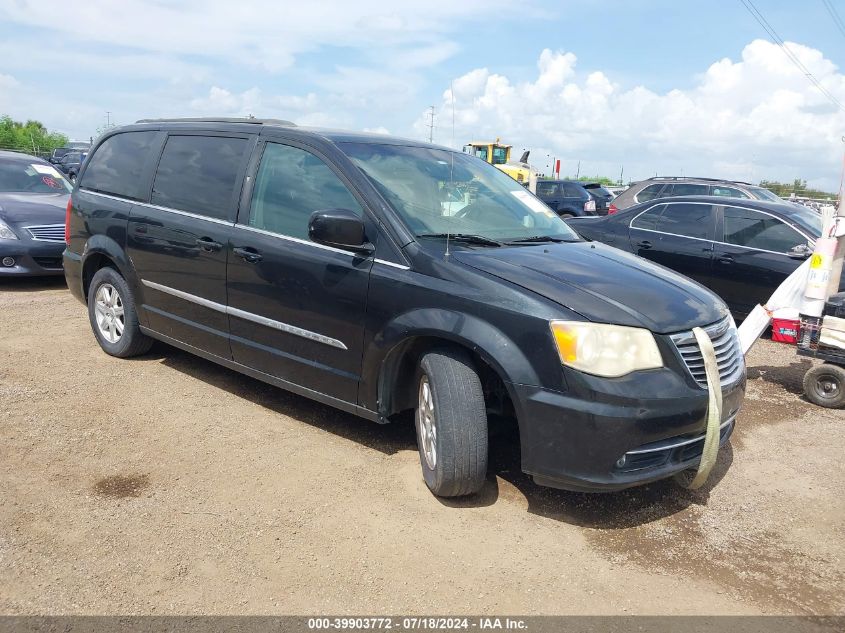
[670,317,744,388]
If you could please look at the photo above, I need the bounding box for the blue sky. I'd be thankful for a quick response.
[1,0,844,190]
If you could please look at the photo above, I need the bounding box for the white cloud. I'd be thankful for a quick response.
[420,40,845,189]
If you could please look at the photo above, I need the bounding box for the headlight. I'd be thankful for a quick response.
[0,220,18,240]
[550,321,663,378]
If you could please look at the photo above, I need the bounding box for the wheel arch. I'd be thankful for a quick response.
[81,235,138,300]
[367,309,538,425]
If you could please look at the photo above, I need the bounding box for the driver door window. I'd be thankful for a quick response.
[722,206,805,253]
[248,143,363,240]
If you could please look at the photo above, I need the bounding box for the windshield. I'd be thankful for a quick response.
[749,187,783,203]
[0,159,72,193]
[340,143,579,242]
[785,205,823,238]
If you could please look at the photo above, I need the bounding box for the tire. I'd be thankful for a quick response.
[87,267,153,358]
[559,213,574,219]
[415,348,488,497]
[803,363,845,409]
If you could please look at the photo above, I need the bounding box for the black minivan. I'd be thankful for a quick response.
[64,118,745,496]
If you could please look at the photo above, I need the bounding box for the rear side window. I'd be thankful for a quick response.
[80,131,158,200]
[635,183,664,202]
[151,135,248,220]
[630,204,665,230]
[536,182,559,197]
[656,203,713,239]
[247,142,362,240]
[723,207,805,253]
[562,183,585,197]
[666,183,709,196]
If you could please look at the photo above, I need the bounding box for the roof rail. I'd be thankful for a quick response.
[135,117,296,126]
[646,176,752,185]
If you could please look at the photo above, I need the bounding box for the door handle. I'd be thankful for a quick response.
[232,246,263,263]
[637,240,652,249]
[717,254,734,264]
[196,237,222,252]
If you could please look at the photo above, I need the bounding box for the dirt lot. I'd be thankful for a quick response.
[1,277,843,616]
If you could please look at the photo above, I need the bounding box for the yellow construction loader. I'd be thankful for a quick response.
[464,139,534,187]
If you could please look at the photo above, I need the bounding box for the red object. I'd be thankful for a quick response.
[608,203,618,215]
[555,159,560,176]
[771,318,799,344]
[65,198,72,244]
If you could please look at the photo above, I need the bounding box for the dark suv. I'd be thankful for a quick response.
[610,177,784,214]
[63,118,745,496]
[534,180,597,217]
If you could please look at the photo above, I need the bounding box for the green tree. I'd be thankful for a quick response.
[0,115,69,157]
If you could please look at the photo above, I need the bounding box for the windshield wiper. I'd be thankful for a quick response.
[506,235,574,244]
[417,233,503,247]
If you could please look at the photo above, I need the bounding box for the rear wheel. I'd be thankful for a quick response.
[415,349,488,497]
[87,267,153,358]
[559,212,574,219]
[803,363,845,408]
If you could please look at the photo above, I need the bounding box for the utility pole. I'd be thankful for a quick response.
[619,165,624,186]
[426,106,435,143]
[576,160,581,179]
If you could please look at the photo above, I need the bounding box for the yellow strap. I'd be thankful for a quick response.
[681,326,724,490]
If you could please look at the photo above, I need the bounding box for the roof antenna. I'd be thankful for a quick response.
[446,82,455,258]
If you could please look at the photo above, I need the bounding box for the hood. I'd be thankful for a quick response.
[0,192,69,226]
[454,241,727,334]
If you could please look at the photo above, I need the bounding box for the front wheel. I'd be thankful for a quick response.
[803,363,845,408]
[559,212,574,219]
[415,349,488,497]
[87,267,153,358]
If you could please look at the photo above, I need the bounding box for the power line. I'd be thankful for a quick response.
[738,0,845,112]
[822,0,845,41]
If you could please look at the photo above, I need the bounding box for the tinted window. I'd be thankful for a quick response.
[723,207,805,253]
[80,131,158,199]
[151,135,248,220]
[630,204,665,230]
[712,186,749,199]
[636,183,664,202]
[248,143,362,240]
[492,147,508,165]
[562,183,585,197]
[535,182,559,197]
[666,183,709,196]
[656,203,713,239]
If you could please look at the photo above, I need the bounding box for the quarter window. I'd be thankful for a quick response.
[656,203,713,239]
[247,143,362,240]
[630,204,665,230]
[151,135,249,220]
[79,131,158,200]
[635,183,664,202]
[562,183,584,197]
[723,207,805,253]
[712,186,749,199]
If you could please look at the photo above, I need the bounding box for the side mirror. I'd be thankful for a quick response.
[308,208,374,254]
[788,243,812,259]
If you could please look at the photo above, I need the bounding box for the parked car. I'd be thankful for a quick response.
[65,119,745,496]
[56,151,87,182]
[582,182,615,215]
[534,180,597,217]
[609,177,785,214]
[49,141,91,165]
[567,196,844,319]
[0,150,71,275]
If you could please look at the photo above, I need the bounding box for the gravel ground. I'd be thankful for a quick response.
[0,277,843,615]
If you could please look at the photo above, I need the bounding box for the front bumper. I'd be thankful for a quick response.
[510,365,746,492]
[0,240,65,276]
